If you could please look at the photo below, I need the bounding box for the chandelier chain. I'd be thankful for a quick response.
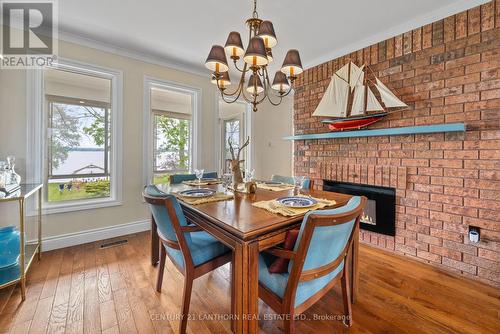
[252,0,258,18]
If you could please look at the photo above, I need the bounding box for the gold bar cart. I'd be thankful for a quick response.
[0,183,43,301]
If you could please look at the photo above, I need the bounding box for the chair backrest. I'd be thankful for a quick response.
[285,196,366,305]
[143,185,194,266]
[271,174,311,190]
[170,171,218,184]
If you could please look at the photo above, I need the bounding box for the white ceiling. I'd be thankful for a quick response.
[57,0,488,76]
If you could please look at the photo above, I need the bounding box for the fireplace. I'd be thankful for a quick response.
[323,180,396,236]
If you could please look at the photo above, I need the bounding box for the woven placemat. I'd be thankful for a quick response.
[256,182,295,191]
[252,195,336,217]
[174,192,233,205]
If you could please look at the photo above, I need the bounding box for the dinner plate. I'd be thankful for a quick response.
[276,196,318,208]
[260,181,282,185]
[178,188,216,198]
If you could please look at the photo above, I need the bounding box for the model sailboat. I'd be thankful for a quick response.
[312,62,408,131]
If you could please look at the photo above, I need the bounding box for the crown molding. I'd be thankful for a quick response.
[304,0,490,69]
[57,30,208,77]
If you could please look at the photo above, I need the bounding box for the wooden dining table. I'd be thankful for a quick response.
[150,183,355,334]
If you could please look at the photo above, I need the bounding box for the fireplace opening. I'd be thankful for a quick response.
[323,180,396,236]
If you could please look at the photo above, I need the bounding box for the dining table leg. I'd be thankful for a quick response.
[233,241,260,334]
[151,214,159,266]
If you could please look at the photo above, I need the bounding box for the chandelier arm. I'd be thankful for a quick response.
[216,78,241,97]
[232,59,247,73]
[265,92,283,106]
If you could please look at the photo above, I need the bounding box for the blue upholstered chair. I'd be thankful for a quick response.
[170,171,218,184]
[258,196,366,333]
[143,185,232,334]
[271,174,312,190]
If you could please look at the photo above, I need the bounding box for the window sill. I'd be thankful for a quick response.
[38,198,122,215]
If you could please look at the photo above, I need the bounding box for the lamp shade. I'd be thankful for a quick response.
[271,71,290,92]
[281,49,303,77]
[257,21,277,48]
[266,48,273,63]
[211,71,231,88]
[243,37,268,67]
[205,45,229,73]
[224,31,244,58]
[246,74,264,95]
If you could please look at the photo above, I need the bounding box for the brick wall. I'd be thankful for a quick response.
[293,2,500,287]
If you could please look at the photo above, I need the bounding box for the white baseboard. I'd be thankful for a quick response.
[38,219,151,251]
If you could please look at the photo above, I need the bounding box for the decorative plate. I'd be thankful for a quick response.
[178,188,216,198]
[261,181,282,185]
[276,196,318,208]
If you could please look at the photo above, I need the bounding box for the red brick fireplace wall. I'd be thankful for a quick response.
[293,2,500,287]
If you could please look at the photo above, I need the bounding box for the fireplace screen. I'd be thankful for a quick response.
[323,180,396,236]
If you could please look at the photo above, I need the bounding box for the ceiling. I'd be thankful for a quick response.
[57,0,487,76]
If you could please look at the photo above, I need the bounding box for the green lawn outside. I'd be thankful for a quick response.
[153,174,171,185]
[48,180,110,202]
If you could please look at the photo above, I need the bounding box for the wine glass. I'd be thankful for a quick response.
[194,169,204,185]
[222,173,232,194]
[293,175,305,195]
[245,168,255,182]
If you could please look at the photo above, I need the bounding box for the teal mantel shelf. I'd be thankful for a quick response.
[284,123,465,141]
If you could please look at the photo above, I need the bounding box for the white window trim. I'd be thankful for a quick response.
[143,76,201,186]
[214,95,253,173]
[26,58,123,215]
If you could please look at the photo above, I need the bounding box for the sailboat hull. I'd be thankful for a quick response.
[323,113,387,131]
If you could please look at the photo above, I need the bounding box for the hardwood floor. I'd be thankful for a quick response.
[0,232,498,334]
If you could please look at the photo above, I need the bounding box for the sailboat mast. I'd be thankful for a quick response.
[363,68,368,114]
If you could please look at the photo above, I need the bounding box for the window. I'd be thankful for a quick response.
[153,111,191,184]
[37,60,122,212]
[46,98,110,202]
[219,101,249,173]
[143,79,200,186]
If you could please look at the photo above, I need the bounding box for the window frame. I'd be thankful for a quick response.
[27,58,123,214]
[143,77,201,186]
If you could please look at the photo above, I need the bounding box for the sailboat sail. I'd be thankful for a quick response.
[349,64,365,91]
[311,75,350,117]
[350,86,365,116]
[366,87,384,111]
[375,78,407,108]
[312,61,406,120]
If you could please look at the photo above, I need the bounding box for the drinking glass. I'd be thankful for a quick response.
[222,173,232,194]
[194,169,204,185]
[245,168,255,182]
[293,175,305,195]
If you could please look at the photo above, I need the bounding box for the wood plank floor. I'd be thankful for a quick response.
[0,232,498,334]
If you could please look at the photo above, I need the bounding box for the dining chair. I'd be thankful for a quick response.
[271,174,312,190]
[143,185,233,334]
[258,196,366,333]
[169,171,218,184]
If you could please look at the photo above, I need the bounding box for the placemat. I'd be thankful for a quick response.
[174,192,233,205]
[252,195,336,217]
[182,179,222,186]
[256,182,295,191]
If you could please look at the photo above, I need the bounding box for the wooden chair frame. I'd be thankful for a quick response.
[143,192,233,334]
[259,197,367,334]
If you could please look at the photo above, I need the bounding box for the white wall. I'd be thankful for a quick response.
[251,96,294,180]
[0,38,218,242]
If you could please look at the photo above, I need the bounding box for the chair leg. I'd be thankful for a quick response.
[283,312,296,334]
[156,245,166,292]
[341,271,353,327]
[230,259,235,332]
[180,277,193,334]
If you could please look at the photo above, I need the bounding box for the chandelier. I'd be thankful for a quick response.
[204,0,303,112]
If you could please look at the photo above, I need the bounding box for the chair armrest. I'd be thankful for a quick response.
[180,225,203,233]
[263,247,296,259]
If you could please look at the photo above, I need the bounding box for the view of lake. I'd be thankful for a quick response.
[53,149,105,176]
